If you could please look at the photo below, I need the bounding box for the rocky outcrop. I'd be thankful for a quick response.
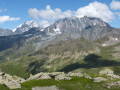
[55,74,72,80]
[84,73,92,79]
[105,81,120,89]
[0,70,25,89]
[67,72,83,77]
[93,77,108,82]
[28,72,72,81]
[99,69,120,79]
[107,74,120,79]
[32,85,59,90]
[99,69,114,75]
[28,73,52,80]
[1,69,120,89]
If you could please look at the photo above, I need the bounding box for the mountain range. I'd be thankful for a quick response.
[0,16,120,79]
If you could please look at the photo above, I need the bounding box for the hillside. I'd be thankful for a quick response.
[0,16,120,89]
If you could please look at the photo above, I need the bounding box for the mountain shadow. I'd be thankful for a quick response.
[27,55,48,75]
[59,54,120,73]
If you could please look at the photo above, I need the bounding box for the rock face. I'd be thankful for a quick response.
[0,70,25,89]
[44,16,111,40]
[32,85,59,90]
[13,20,39,34]
[93,77,108,82]
[99,69,114,75]
[0,28,13,36]
[28,72,72,81]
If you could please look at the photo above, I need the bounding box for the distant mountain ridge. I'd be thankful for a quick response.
[0,20,40,36]
[0,28,13,36]
[0,16,120,62]
[0,16,120,80]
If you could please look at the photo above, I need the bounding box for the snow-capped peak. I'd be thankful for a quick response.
[12,20,39,33]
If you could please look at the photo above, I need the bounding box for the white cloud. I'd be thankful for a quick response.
[39,20,50,28]
[28,5,73,27]
[76,2,115,22]
[0,16,20,23]
[28,5,73,20]
[110,0,120,10]
[28,2,115,27]
[28,8,39,19]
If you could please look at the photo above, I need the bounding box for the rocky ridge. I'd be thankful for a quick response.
[1,68,120,89]
[0,70,25,89]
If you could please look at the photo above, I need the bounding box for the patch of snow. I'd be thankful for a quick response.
[70,20,75,28]
[102,44,107,47]
[53,27,61,34]
[115,38,118,41]
[94,23,96,25]
[112,38,118,41]
[24,34,32,37]
[40,29,44,31]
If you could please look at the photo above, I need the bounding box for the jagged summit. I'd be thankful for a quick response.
[0,16,110,37]
[44,16,110,38]
[12,20,39,34]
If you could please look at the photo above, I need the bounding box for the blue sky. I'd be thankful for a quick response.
[0,0,120,30]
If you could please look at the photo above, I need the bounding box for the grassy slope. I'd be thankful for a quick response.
[17,77,108,90]
[0,38,120,78]
[16,76,120,90]
[1,77,120,90]
[0,39,120,89]
[0,37,34,63]
[0,38,96,78]
[0,55,36,79]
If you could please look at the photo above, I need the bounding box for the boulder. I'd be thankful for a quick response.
[28,73,44,80]
[64,77,72,80]
[93,77,108,82]
[55,74,72,80]
[99,69,120,79]
[49,72,64,78]
[84,75,92,79]
[67,72,83,77]
[28,73,52,80]
[3,80,21,89]
[107,74,120,79]
[32,85,59,90]
[0,70,25,89]
[105,81,120,88]
[39,74,51,79]
[99,69,114,75]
